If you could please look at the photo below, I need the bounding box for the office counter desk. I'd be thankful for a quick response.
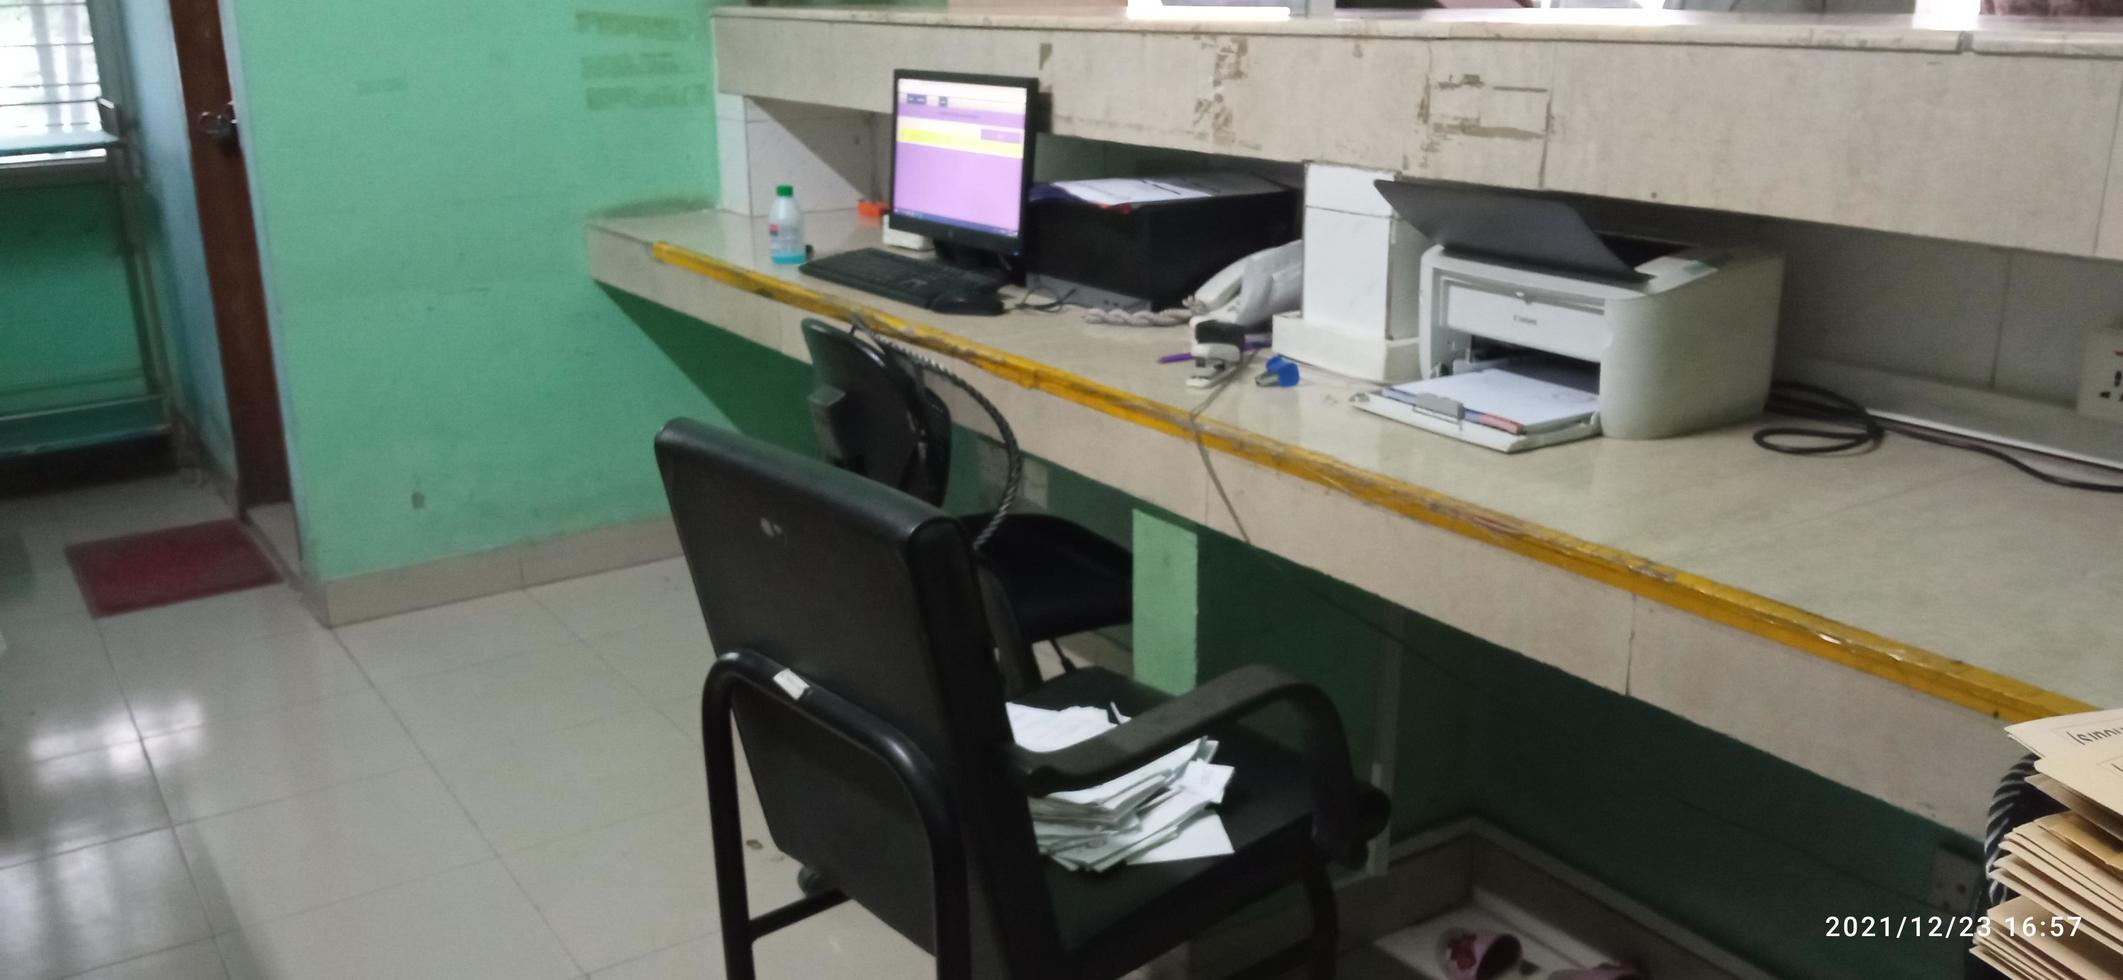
[589,207,2119,837]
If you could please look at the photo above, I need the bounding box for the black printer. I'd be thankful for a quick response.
[1024,175,1298,309]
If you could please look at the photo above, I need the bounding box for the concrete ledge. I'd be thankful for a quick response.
[715,9,2123,257]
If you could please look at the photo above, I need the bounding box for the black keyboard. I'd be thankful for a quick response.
[800,248,1002,310]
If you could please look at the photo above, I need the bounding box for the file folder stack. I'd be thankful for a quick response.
[1008,703,1235,873]
[1975,709,2123,978]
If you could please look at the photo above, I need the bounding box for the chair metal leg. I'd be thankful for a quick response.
[751,888,849,938]
[1302,863,1338,980]
[701,654,973,980]
[703,693,758,980]
[701,720,847,977]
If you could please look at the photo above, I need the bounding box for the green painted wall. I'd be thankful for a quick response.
[0,181,146,453]
[211,0,1093,577]
[222,0,735,579]
[1131,510,1202,695]
[603,288,818,456]
[116,0,235,476]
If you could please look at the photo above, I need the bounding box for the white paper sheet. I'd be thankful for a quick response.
[1043,739,1205,809]
[2010,708,2123,759]
[1383,368,1598,432]
[1010,700,1237,872]
[1179,762,1235,804]
[1042,173,1283,208]
[1051,788,1215,871]
[2036,741,2123,826]
[1130,812,1234,865]
[1007,703,1113,751]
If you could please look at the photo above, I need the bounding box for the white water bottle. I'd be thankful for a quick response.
[768,184,805,265]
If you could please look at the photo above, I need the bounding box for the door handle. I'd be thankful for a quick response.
[197,102,238,146]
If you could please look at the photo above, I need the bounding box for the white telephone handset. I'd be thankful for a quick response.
[1187,239,1304,330]
[1190,259,1246,315]
[1184,239,1305,387]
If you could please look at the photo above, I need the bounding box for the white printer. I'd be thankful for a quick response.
[1354,181,1784,451]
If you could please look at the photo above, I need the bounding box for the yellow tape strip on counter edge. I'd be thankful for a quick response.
[651,240,2088,725]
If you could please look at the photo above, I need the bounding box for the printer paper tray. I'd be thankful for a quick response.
[1351,392,1601,454]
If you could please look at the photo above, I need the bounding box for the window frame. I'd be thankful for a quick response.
[0,0,129,188]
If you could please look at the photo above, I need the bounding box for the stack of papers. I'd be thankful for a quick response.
[1975,709,2123,977]
[1032,173,1285,209]
[1979,895,2123,980]
[1008,703,1236,872]
[1381,365,1598,437]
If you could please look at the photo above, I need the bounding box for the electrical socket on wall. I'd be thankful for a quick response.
[2076,321,2123,424]
[1927,847,1983,914]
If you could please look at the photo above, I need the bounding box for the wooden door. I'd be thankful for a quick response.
[166,0,289,508]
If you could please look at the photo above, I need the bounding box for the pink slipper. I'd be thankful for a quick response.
[1438,928,1521,980]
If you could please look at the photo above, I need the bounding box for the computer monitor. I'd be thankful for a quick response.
[888,70,1037,257]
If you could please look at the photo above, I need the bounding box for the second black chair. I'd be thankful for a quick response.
[801,317,1132,646]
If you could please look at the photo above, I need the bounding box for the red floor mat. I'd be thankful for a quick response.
[66,519,282,617]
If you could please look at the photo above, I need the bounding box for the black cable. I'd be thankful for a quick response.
[994,255,1072,313]
[1013,285,1075,314]
[1754,382,2123,493]
[1980,753,2058,913]
[1750,383,1883,455]
[849,315,1025,548]
[1181,348,1483,691]
[1049,640,1077,674]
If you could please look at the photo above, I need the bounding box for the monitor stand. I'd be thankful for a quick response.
[932,240,1022,286]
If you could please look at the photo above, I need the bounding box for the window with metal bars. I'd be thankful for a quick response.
[1,0,106,162]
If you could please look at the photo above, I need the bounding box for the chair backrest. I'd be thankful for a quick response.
[655,418,1056,974]
[801,319,953,506]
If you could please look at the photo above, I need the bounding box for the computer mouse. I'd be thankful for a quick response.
[929,288,1006,317]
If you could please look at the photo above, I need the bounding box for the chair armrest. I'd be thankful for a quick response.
[1003,665,1376,864]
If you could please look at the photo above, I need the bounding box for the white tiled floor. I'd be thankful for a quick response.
[0,475,1393,980]
[0,476,786,980]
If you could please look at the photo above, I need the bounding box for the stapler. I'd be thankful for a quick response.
[1182,240,1303,389]
[1188,321,1265,388]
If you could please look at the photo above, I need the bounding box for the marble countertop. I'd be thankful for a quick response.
[713,3,2123,58]
[591,206,2123,717]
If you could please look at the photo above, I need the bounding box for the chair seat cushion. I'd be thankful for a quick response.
[1014,667,1350,973]
[961,514,1132,643]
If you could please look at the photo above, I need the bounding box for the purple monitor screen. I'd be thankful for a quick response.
[892,77,1029,240]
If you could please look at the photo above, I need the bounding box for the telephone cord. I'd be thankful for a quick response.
[850,316,1024,549]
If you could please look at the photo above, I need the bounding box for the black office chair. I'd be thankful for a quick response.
[655,418,1389,980]
[801,317,1132,646]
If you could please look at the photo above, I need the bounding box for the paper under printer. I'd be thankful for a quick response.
[1354,180,1785,451]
